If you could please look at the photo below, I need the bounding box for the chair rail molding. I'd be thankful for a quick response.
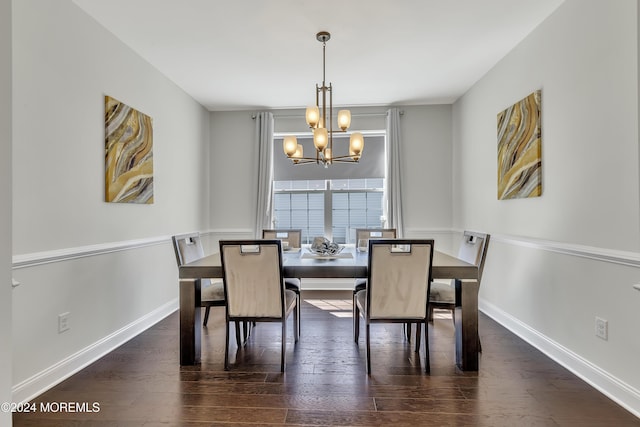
[491,233,640,268]
[12,235,171,269]
[12,229,256,270]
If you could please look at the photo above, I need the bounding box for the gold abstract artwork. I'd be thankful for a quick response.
[105,96,154,203]
[497,90,541,200]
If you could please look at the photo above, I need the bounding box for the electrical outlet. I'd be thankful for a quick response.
[58,312,70,333]
[595,317,608,340]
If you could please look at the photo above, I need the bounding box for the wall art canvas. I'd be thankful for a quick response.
[105,95,154,204]
[497,90,542,200]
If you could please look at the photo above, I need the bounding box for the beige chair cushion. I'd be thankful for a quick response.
[354,278,367,287]
[430,280,455,303]
[201,280,225,302]
[355,289,367,313]
[284,278,301,290]
[284,289,297,314]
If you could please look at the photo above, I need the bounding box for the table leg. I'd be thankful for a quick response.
[454,278,479,371]
[180,278,201,365]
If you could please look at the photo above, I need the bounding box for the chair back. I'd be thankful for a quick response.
[172,232,211,287]
[219,240,285,319]
[356,228,396,241]
[262,229,301,249]
[367,239,434,320]
[458,231,491,283]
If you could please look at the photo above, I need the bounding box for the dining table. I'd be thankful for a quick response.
[178,244,481,371]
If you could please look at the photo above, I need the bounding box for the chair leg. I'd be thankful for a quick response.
[354,302,360,342]
[352,291,357,339]
[365,322,371,375]
[281,319,286,372]
[428,305,434,323]
[242,321,252,343]
[296,292,301,337]
[415,323,421,352]
[224,320,230,370]
[424,320,430,373]
[203,306,211,326]
[294,300,299,342]
[405,323,412,341]
[235,321,242,348]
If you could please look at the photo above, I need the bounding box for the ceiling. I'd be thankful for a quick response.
[72,0,565,111]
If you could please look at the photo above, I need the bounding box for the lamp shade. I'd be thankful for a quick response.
[324,147,332,164]
[283,136,298,157]
[349,132,364,158]
[337,110,351,131]
[293,144,303,163]
[306,106,320,128]
[313,127,328,151]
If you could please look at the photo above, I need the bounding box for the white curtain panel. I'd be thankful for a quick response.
[386,108,404,237]
[254,112,274,238]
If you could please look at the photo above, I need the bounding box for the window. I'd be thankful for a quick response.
[272,133,386,244]
[273,178,384,244]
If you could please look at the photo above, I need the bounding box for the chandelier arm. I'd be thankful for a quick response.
[291,157,322,165]
[330,155,360,161]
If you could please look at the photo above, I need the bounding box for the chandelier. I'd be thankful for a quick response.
[283,31,364,166]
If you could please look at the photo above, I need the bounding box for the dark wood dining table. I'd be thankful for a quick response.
[178,245,481,370]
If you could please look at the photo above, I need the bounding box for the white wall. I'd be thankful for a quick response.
[11,0,211,402]
[209,111,258,233]
[453,0,640,415]
[1,0,12,424]
[399,105,453,239]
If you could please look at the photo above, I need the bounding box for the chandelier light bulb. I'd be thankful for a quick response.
[349,132,364,158]
[306,106,320,128]
[337,110,351,131]
[313,127,328,151]
[283,136,298,157]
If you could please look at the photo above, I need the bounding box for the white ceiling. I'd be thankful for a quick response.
[72,0,565,111]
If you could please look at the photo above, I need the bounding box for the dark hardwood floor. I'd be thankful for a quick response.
[13,290,640,426]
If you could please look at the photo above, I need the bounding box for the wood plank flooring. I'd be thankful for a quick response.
[13,290,640,426]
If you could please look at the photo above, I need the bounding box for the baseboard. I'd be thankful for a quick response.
[479,299,640,418]
[12,298,178,404]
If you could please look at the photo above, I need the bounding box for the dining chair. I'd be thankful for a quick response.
[353,239,434,374]
[429,231,490,349]
[352,229,396,330]
[172,232,248,346]
[172,232,224,327]
[219,239,299,372]
[262,229,302,334]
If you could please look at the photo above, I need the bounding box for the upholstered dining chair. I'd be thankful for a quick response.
[262,229,302,334]
[172,232,224,327]
[172,232,247,346]
[219,240,299,372]
[353,239,434,374]
[352,229,396,327]
[429,231,490,349]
